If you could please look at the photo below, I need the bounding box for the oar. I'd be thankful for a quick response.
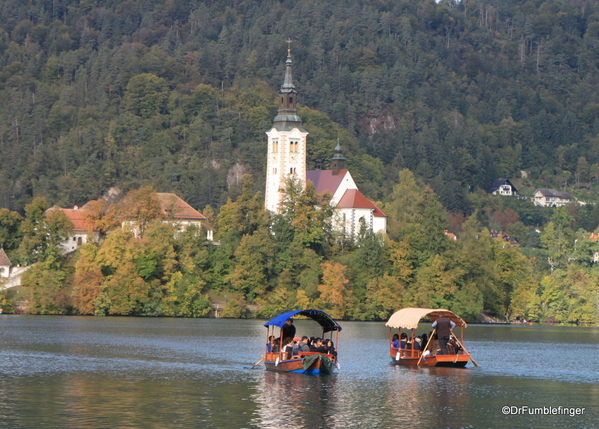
[451,332,479,368]
[250,357,264,369]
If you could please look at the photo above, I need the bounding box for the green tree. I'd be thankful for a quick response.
[275,176,334,254]
[0,208,22,253]
[124,73,169,118]
[15,198,73,265]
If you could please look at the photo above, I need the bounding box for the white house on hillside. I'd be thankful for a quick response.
[47,205,99,252]
[533,189,573,207]
[51,192,212,252]
[488,179,518,196]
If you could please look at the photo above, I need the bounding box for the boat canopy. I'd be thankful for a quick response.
[385,308,467,330]
[264,309,342,333]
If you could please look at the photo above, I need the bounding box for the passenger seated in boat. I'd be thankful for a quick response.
[272,337,281,353]
[266,335,275,352]
[292,337,304,355]
[427,333,439,355]
[310,338,327,353]
[446,337,462,355]
[325,339,337,357]
[283,337,295,360]
[391,334,400,348]
[413,336,422,351]
[400,333,409,349]
[298,336,310,352]
[421,333,428,350]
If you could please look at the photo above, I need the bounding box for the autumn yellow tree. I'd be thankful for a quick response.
[117,186,163,238]
[72,244,103,315]
[317,262,352,319]
[82,199,120,241]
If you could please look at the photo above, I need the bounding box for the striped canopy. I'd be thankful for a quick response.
[385,308,467,330]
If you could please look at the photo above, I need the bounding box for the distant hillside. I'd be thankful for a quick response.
[2,0,599,216]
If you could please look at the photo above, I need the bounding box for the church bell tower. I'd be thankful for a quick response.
[264,40,308,213]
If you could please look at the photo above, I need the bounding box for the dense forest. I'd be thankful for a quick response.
[2,0,599,323]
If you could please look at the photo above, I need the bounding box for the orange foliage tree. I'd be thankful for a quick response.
[317,262,352,319]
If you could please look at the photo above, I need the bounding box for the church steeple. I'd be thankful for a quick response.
[264,40,309,213]
[273,39,304,131]
[331,141,346,175]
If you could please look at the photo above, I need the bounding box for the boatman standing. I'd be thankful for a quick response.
[281,318,296,341]
[432,313,456,355]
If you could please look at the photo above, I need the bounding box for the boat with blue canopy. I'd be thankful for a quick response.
[258,309,341,374]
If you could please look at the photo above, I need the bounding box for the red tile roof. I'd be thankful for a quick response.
[336,189,387,217]
[0,248,11,266]
[56,208,95,232]
[306,169,349,195]
[156,193,206,221]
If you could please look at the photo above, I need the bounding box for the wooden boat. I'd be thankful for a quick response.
[385,308,476,368]
[260,309,341,374]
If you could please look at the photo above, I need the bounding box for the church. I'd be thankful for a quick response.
[264,45,386,238]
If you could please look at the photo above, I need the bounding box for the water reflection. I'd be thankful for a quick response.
[382,366,473,427]
[1,317,599,428]
[251,371,339,428]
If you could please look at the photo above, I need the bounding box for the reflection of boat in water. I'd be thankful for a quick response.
[261,309,341,374]
[385,308,475,368]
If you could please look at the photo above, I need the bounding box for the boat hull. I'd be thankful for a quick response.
[263,352,336,374]
[391,353,470,368]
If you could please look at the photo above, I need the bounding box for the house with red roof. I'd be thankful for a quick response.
[49,205,99,252]
[306,145,387,237]
[155,193,212,240]
[51,192,212,252]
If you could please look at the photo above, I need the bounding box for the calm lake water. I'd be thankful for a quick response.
[0,315,598,429]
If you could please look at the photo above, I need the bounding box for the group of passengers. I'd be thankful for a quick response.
[391,332,462,356]
[267,335,337,359]
[266,318,337,359]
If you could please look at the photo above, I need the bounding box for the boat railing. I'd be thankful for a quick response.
[390,346,467,359]
[390,347,422,359]
[265,350,337,363]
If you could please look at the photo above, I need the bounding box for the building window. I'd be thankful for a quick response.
[272,140,279,153]
[273,168,277,174]
[290,140,299,153]
[290,167,296,174]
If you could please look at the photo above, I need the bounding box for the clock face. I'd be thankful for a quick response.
[290,154,297,162]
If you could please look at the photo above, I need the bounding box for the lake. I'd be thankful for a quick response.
[0,315,597,428]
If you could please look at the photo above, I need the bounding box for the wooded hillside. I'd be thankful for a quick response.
[3,0,599,213]
[2,0,599,323]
